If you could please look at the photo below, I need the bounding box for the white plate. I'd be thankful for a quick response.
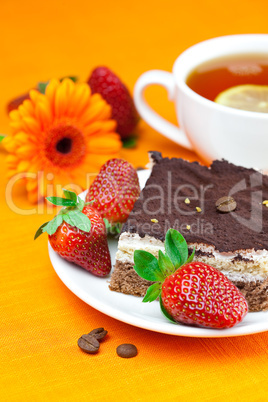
[49,169,268,338]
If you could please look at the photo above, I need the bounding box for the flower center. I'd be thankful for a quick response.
[45,124,86,168]
[56,137,72,154]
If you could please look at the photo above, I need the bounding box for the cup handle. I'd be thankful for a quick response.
[134,70,193,150]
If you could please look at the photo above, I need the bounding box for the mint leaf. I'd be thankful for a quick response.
[0,135,5,142]
[103,218,122,236]
[63,189,77,203]
[158,250,175,276]
[142,283,162,303]
[159,296,177,324]
[103,218,110,229]
[46,196,77,207]
[42,214,64,235]
[35,189,92,239]
[186,247,195,264]
[64,209,91,232]
[77,196,85,211]
[165,228,188,268]
[34,221,50,240]
[134,250,164,281]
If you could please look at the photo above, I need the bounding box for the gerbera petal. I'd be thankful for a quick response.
[21,99,35,116]
[35,100,53,129]
[26,179,38,192]
[6,154,19,168]
[10,120,24,132]
[87,133,122,154]
[17,160,31,172]
[62,78,75,97]
[27,188,41,203]
[16,144,36,158]
[54,79,70,117]
[14,132,31,144]
[6,169,17,179]
[18,102,34,119]
[68,83,90,117]
[9,109,20,121]
[45,79,60,115]
[27,161,41,173]
[2,136,17,152]
[29,89,40,103]
[22,116,41,135]
[83,120,117,136]
[80,99,111,126]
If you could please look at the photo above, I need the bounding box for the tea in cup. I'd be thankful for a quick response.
[134,34,268,171]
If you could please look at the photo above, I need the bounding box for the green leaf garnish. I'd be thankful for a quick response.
[64,209,91,232]
[34,221,50,240]
[142,283,162,303]
[46,196,77,207]
[34,189,91,239]
[0,134,5,142]
[186,247,195,264]
[134,250,164,281]
[133,229,195,315]
[63,189,77,203]
[77,198,84,211]
[158,250,174,277]
[159,296,177,324]
[103,218,122,236]
[42,214,64,235]
[165,228,188,268]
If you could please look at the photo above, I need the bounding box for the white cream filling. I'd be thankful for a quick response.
[116,232,268,281]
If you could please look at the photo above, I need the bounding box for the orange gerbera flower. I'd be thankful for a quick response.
[3,78,122,203]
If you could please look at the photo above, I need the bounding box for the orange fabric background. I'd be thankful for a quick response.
[1,1,268,401]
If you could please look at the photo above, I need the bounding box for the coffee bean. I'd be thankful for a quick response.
[88,327,108,340]
[116,343,138,358]
[78,334,100,354]
[215,196,237,213]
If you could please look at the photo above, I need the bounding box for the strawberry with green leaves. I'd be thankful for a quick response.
[134,229,248,329]
[86,158,140,231]
[35,189,111,277]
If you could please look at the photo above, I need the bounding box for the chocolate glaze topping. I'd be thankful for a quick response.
[122,152,268,252]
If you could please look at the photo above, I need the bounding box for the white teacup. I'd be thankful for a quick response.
[134,34,268,171]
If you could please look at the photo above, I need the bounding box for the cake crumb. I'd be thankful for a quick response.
[186,225,191,230]
[185,198,190,204]
[151,218,158,223]
[196,207,202,213]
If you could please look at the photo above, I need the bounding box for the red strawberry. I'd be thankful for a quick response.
[134,229,248,329]
[35,190,111,277]
[86,158,140,224]
[88,66,139,139]
[161,262,248,329]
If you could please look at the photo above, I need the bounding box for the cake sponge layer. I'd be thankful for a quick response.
[109,257,268,312]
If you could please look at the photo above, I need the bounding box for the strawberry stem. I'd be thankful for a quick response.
[34,189,92,239]
[133,229,195,303]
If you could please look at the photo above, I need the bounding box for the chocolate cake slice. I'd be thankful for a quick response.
[109,152,268,312]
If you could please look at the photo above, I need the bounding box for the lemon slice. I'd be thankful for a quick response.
[215,84,268,113]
